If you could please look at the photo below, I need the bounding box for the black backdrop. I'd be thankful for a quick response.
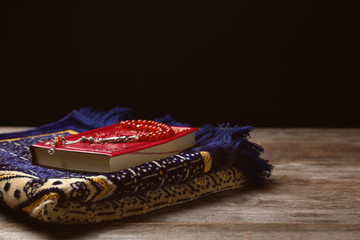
[3,1,358,127]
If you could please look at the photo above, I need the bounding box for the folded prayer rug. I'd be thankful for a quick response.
[0,107,272,224]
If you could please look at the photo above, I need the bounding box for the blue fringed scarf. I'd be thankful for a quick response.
[0,107,272,224]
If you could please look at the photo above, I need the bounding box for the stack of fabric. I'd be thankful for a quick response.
[0,107,272,224]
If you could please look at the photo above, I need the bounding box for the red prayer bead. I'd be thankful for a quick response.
[57,136,63,147]
[119,119,175,142]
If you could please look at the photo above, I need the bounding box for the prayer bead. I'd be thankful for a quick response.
[119,120,175,142]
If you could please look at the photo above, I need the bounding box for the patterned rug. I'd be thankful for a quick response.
[0,107,272,224]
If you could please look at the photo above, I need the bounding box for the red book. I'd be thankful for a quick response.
[31,123,198,173]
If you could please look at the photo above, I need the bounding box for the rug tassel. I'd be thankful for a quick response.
[73,107,132,129]
[193,124,273,185]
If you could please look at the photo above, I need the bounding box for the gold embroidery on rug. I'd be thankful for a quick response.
[22,192,60,213]
[90,177,113,200]
[200,151,212,173]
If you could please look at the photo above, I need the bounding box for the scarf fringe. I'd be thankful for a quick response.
[193,124,273,185]
[155,115,190,127]
[73,107,132,129]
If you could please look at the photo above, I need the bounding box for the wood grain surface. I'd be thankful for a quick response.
[0,127,359,239]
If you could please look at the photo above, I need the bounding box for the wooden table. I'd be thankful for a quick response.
[1,127,359,239]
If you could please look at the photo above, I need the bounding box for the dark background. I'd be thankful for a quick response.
[3,1,358,127]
